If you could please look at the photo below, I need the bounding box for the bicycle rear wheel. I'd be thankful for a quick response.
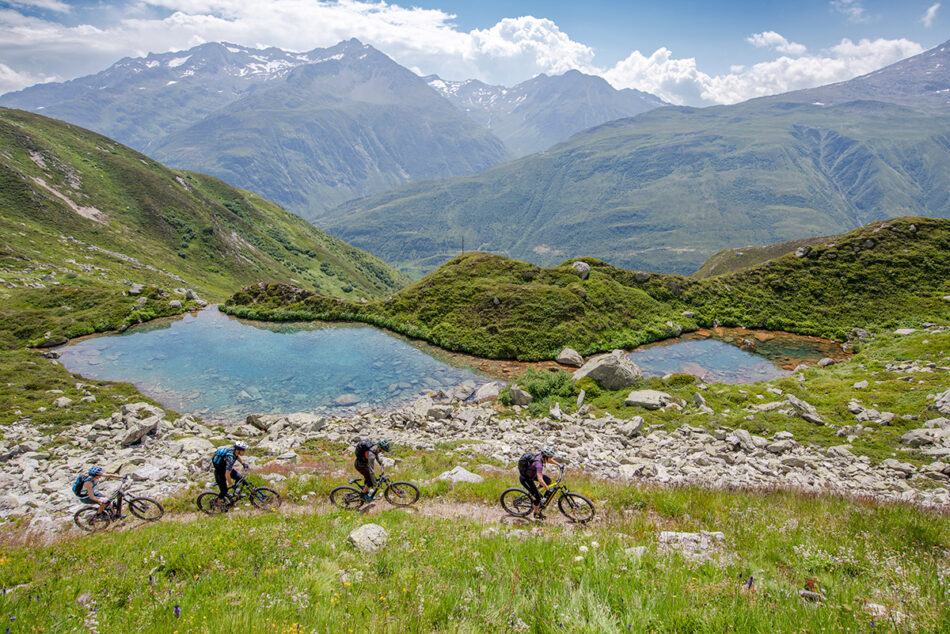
[196,491,229,515]
[128,496,165,521]
[74,507,111,532]
[557,492,596,523]
[250,487,281,511]
[329,486,365,510]
[384,481,420,506]
[499,488,534,517]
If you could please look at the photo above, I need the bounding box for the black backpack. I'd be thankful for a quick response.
[354,439,374,461]
[518,453,536,475]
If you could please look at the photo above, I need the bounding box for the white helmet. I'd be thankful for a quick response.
[234,441,249,450]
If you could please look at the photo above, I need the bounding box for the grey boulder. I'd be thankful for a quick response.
[437,466,484,484]
[573,350,642,390]
[348,524,388,553]
[571,261,591,280]
[509,386,533,406]
[625,390,673,410]
[556,348,584,367]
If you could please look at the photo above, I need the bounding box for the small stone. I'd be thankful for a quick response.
[852,380,868,389]
[52,396,72,408]
[893,328,917,335]
[556,348,584,367]
[571,261,591,280]
[509,386,533,406]
[437,466,484,483]
[816,357,835,367]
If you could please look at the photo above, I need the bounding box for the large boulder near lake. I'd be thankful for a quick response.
[572,350,642,390]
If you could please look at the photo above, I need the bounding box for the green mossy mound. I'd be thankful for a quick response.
[225,217,950,360]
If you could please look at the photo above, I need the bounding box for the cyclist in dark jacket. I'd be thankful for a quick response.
[213,441,249,500]
[354,439,390,501]
[519,447,560,519]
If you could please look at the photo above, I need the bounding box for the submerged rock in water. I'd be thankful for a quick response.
[334,394,360,406]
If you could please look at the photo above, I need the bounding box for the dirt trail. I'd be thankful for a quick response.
[9,495,598,547]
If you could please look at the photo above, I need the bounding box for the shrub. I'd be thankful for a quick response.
[516,368,576,401]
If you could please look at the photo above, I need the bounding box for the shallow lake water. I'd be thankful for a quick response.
[57,310,844,421]
[58,309,490,423]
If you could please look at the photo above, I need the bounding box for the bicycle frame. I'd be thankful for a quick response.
[538,466,570,509]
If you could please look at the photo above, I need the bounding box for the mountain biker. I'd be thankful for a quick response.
[212,441,249,501]
[353,438,390,501]
[518,447,561,519]
[73,466,123,515]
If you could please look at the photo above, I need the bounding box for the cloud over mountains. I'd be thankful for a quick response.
[0,0,928,106]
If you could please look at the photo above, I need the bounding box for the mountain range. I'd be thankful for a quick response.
[321,39,950,276]
[426,70,665,157]
[0,40,666,221]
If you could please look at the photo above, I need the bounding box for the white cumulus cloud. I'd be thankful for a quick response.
[605,37,923,105]
[0,61,56,95]
[922,3,941,28]
[4,0,72,13]
[747,31,807,56]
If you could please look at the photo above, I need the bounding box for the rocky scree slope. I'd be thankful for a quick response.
[224,217,950,361]
[325,40,950,275]
[0,108,409,349]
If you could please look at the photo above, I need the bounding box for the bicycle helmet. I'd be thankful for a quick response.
[234,441,249,450]
[540,447,556,459]
[377,439,392,452]
[88,466,104,476]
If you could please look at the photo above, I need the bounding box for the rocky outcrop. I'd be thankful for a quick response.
[572,350,642,390]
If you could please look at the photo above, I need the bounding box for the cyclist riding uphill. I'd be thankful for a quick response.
[212,441,249,500]
[353,438,390,501]
[73,466,122,514]
[518,447,561,519]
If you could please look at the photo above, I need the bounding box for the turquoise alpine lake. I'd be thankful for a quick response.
[57,309,840,421]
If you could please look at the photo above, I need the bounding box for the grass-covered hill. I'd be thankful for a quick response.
[691,234,834,279]
[0,107,409,349]
[225,217,950,360]
[322,98,950,276]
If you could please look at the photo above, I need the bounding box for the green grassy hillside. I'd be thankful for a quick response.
[691,234,835,278]
[322,100,950,276]
[1,446,947,633]
[225,217,950,360]
[0,108,409,349]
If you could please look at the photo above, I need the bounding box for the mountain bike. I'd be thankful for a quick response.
[329,473,420,510]
[196,468,281,514]
[73,475,165,532]
[499,465,595,523]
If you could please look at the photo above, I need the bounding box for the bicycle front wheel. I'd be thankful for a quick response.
[557,492,596,523]
[74,507,111,532]
[384,482,420,506]
[128,497,164,521]
[329,486,364,510]
[499,488,534,517]
[250,487,281,511]
[196,492,229,515]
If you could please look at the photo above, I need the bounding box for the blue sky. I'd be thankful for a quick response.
[0,1,945,104]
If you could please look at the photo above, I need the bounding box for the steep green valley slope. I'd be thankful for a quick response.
[0,108,409,349]
[323,100,950,276]
[225,217,950,360]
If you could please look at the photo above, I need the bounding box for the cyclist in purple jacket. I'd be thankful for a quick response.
[517,447,560,519]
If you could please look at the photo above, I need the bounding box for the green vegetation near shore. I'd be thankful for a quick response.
[1,445,948,633]
[224,217,950,361]
[500,328,950,466]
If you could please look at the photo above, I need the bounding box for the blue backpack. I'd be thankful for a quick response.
[212,447,233,466]
[72,475,90,497]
